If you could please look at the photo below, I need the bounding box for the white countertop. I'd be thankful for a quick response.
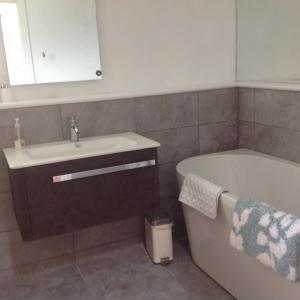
[3,132,160,169]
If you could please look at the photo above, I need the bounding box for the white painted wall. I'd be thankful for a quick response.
[237,0,300,82]
[0,16,9,85]
[0,0,236,102]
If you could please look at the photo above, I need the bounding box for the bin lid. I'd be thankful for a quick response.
[145,210,173,226]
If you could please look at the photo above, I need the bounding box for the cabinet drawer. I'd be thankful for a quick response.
[10,149,159,240]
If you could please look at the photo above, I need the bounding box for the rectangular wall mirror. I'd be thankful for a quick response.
[0,0,102,86]
[237,0,300,84]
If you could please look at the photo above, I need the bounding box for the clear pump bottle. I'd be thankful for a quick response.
[14,118,25,150]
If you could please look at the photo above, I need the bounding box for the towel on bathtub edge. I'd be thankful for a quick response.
[230,197,300,282]
[178,173,225,219]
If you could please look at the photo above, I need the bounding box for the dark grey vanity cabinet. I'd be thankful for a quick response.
[8,149,159,241]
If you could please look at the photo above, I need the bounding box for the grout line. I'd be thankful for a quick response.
[140,125,199,136]
[74,263,96,300]
[239,120,254,126]
[197,90,200,126]
[198,125,201,154]
[197,91,201,153]
[0,253,75,273]
[158,160,187,167]
[0,235,142,274]
[0,228,19,235]
[197,91,201,154]
[254,121,300,134]
[58,105,66,140]
[237,87,240,147]
[140,119,239,136]
[198,120,237,126]
[73,235,144,300]
[74,235,143,262]
[133,98,138,133]
[253,89,256,150]
[72,231,76,257]
[0,189,11,195]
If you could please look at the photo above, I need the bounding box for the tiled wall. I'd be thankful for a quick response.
[239,88,300,163]
[0,88,238,270]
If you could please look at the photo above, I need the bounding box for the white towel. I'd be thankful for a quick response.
[179,174,226,219]
[230,197,300,281]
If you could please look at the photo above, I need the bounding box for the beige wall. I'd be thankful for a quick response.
[237,0,300,82]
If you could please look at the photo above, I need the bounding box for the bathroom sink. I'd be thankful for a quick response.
[3,132,160,169]
[26,136,138,160]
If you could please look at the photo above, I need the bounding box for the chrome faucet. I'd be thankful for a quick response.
[69,116,80,144]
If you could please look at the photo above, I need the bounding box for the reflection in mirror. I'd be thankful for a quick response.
[0,0,102,86]
[237,0,300,84]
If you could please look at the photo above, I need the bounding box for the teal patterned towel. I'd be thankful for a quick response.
[230,197,300,281]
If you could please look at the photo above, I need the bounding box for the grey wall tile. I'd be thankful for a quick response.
[255,89,300,131]
[0,230,74,269]
[0,127,15,150]
[198,88,237,124]
[158,163,182,223]
[0,109,16,150]
[15,106,64,145]
[0,114,16,193]
[0,152,10,193]
[291,91,300,130]
[74,217,142,252]
[199,121,238,154]
[254,123,300,163]
[0,109,15,128]
[0,192,17,233]
[0,110,18,194]
[60,99,135,138]
[239,88,254,122]
[239,121,255,149]
[143,127,199,165]
[135,92,198,133]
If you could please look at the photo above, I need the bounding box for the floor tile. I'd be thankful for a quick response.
[0,231,73,270]
[76,242,187,300]
[169,243,235,300]
[76,239,235,300]
[0,255,93,300]
[0,237,235,300]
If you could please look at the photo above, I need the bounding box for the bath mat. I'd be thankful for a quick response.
[179,173,225,219]
[230,197,300,281]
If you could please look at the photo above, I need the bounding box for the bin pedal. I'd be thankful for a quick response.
[160,257,172,266]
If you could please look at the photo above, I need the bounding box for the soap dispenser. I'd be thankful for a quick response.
[14,118,25,150]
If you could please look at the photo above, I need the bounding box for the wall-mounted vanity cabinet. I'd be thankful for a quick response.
[4,133,160,241]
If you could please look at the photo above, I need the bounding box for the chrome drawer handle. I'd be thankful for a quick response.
[52,159,156,183]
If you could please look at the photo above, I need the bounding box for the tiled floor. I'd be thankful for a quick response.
[0,238,235,300]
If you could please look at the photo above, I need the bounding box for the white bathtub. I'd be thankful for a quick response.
[176,149,300,300]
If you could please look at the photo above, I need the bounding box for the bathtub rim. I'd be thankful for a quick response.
[176,149,300,179]
[176,149,300,212]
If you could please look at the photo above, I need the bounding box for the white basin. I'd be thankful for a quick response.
[3,132,160,169]
[26,136,138,160]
